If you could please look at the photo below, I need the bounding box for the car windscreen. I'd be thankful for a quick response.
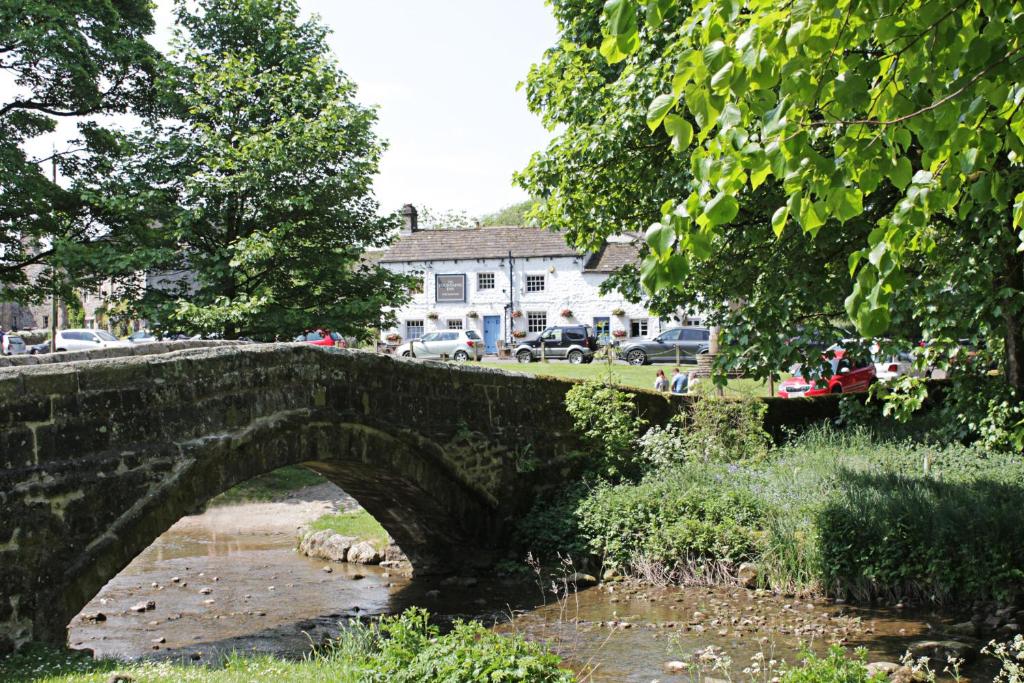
[96,330,118,342]
[465,330,480,340]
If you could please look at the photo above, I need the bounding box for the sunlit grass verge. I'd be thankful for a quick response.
[307,510,389,549]
[0,609,575,683]
[208,465,325,506]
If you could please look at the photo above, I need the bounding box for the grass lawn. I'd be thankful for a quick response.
[208,465,325,506]
[477,360,776,398]
[307,510,389,549]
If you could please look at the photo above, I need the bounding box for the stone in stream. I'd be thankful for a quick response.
[347,541,382,565]
[199,587,212,595]
[908,639,977,663]
[130,601,155,613]
[81,612,107,623]
[663,660,688,672]
[736,562,758,589]
[865,662,900,677]
[299,530,358,563]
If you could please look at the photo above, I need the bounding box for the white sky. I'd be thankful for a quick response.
[149,0,559,216]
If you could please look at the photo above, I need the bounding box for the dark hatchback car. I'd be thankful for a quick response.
[514,325,598,364]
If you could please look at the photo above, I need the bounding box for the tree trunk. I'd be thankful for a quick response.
[1003,248,1024,396]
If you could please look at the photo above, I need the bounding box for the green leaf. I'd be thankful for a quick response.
[664,114,693,150]
[857,306,892,338]
[750,155,771,189]
[646,93,676,131]
[890,157,912,191]
[689,230,713,258]
[771,205,788,237]
[704,193,739,226]
[827,187,863,223]
[605,0,637,35]
[797,198,825,235]
[645,222,676,255]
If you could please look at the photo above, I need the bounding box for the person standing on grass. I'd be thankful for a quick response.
[670,367,688,394]
[687,370,699,393]
[653,369,668,392]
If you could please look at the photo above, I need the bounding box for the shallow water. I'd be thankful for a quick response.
[70,523,995,680]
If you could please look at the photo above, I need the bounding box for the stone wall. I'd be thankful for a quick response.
[0,342,840,653]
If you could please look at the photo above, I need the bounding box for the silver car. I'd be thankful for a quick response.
[400,330,483,361]
[618,326,710,365]
[1,333,27,355]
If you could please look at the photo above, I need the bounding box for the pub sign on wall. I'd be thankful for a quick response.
[435,274,466,303]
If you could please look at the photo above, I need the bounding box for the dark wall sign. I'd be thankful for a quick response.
[435,274,466,303]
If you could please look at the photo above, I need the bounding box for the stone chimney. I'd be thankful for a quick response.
[400,204,418,234]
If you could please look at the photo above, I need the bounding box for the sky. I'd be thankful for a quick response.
[145,0,560,217]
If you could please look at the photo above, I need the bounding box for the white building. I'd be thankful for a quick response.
[377,205,688,354]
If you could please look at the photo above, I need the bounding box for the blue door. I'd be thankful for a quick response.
[483,315,501,354]
[593,317,610,346]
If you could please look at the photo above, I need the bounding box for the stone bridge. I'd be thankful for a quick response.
[0,342,685,652]
[0,342,840,652]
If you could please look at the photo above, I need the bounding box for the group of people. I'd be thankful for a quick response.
[654,367,698,394]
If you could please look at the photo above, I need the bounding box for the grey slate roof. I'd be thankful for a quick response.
[378,226,580,263]
[583,242,642,272]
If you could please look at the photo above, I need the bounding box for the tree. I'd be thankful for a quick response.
[594,0,1024,394]
[479,199,539,227]
[119,0,411,340]
[0,0,161,302]
[520,1,876,383]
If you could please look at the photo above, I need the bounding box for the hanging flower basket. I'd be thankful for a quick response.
[612,329,628,338]
[511,310,524,319]
[385,333,402,343]
[560,308,573,318]
[466,310,479,318]
[426,311,439,320]
[512,330,527,338]
[611,307,626,316]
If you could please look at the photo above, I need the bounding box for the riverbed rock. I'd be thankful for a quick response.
[81,612,107,623]
[737,562,758,589]
[567,572,597,587]
[663,660,688,672]
[944,621,976,637]
[130,601,155,613]
[299,531,357,563]
[908,639,977,663]
[347,541,382,565]
[384,543,407,563]
[865,661,900,677]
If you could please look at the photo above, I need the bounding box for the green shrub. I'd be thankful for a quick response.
[576,466,765,572]
[512,485,589,565]
[341,608,574,683]
[780,646,886,682]
[564,380,647,478]
[681,398,770,462]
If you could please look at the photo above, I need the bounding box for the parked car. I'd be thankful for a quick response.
[295,329,348,348]
[29,341,50,355]
[53,328,131,352]
[617,326,710,365]
[400,330,483,361]
[514,325,598,364]
[778,351,876,397]
[1,332,27,355]
[128,329,157,343]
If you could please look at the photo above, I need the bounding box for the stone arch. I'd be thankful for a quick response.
[32,409,499,647]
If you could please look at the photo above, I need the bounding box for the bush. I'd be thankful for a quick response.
[339,608,574,683]
[576,466,765,574]
[564,380,647,478]
[513,485,589,565]
[681,398,770,462]
[780,646,885,682]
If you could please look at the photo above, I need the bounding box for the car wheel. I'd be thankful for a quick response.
[517,350,534,364]
[567,349,584,365]
[453,350,470,362]
[626,349,647,365]
[831,385,843,394]
[401,350,411,357]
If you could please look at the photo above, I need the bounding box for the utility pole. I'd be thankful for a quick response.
[49,152,58,353]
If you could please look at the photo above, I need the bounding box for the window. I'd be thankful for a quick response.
[681,328,705,341]
[630,319,649,337]
[465,330,481,340]
[406,320,424,339]
[659,329,681,341]
[565,328,585,341]
[540,328,563,342]
[477,272,495,290]
[525,274,545,293]
[440,332,459,341]
[527,311,547,333]
[447,319,463,330]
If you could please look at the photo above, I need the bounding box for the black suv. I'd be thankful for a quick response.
[514,325,598,364]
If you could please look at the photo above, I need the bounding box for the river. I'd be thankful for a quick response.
[69,486,995,681]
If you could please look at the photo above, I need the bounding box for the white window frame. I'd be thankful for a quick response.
[527,311,547,333]
[477,272,495,290]
[406,320,425,339]
[446,319,463,330]
[525,274,545,293]
[630,318,649,338]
